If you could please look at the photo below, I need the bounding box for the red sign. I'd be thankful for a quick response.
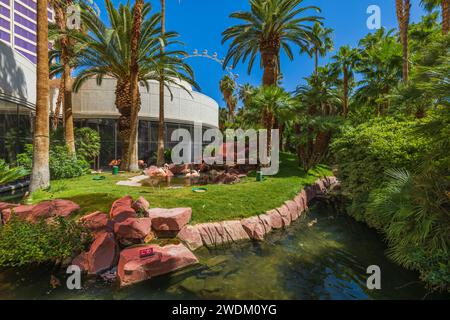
[139,248,154,258]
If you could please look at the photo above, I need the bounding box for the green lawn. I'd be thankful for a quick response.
[31,153,331,224]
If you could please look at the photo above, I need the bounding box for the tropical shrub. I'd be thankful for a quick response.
[330,117,430,220]
[0,216,91,267]
[0,160,29,185]
[17,145,90,180]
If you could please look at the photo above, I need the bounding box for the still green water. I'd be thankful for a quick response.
[0,201,447,300]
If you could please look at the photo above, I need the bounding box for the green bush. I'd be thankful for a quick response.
[17,145,90,180]
[330,117,430,220]
[0,216,91,267]
[0,159,28,185]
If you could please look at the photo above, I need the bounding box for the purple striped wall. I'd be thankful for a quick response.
[19,0,36,11]
[0,5,10,17]
[14,35,35,51]
[0,16,9,29]
[0,29,10,42]
[16,47,36,63]
[14,13,35,30]
[14,24,35,41]
[0,0,9,6]
[14,2,36,20]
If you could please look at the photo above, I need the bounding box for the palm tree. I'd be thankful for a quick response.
[127,0,144,172]
[156,0,166,167]
[396,0,411,82]
[72,1,196,169]
[29,0,50,192]
[222,0,322,86]
[301,22,334,80]
[248,86,293,148]
[238,83,255,109]
[332,46,359,117]
[50,0,76,154]
[355,28,403,115]
[219,75,237,121]
[421,0,449,34]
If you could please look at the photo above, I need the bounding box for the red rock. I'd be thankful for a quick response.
[114,218,152,240]
[258,214,273,234]
[1,200,80,223]
[264,209,283,230]
[284,200,299,221]
[87,232,117,275]
[193,221,249,248]
[72,252,89,272]
[79,211,114,233]
[1,204,34,223]
[109,196,136,222]
[117,244,199,287]
[132,196,150,212]
[241,216,267,241]
[146,207,192,231]
[315,179,326,192]
[276,205,291,227]
[0,202,19,212]
[177,225,203,251]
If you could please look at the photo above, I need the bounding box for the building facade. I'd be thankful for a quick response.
[0,1,219,167]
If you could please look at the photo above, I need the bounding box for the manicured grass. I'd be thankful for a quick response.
[31,153,332,224]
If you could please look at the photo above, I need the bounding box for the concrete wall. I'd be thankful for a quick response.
[72,78,219,128]
[0,41,36,106]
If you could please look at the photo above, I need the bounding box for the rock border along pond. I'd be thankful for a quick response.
[0,176,338,287]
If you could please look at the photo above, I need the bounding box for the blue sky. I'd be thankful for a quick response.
[98,0,428,107]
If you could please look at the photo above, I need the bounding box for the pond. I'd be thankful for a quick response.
[0,201,447,300]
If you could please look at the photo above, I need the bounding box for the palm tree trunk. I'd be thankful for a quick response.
[116,79,132,170]
[53,78,64,130]
[156,0,166,167]
[443,0,449,34]
[127,0,144,172]
[30,0,50,192]
[343,66,349,117]
[54,2,75,154]
[260,39,279,86]
[396,0,410,82]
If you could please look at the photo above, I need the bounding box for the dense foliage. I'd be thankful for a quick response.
[0,160,29,185]
[0,217,90,267]
[16,128,99,180]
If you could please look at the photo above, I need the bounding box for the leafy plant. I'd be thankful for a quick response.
[0,160,29,185]
[0,216,91,267]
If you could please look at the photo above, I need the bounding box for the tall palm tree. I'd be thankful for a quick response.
[248,86,293,148]
[50,0,76,154]
[332,46,359,117]
[219,75,237,121]
[127,0,144,172]
[72,1,196,169]
[421,0,449,34]
[156,0,166,167]
[301,22,334,80]
[222,0,322,86]
[30,0,50,192]
[396,0,411,82]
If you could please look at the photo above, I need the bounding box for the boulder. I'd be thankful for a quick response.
[114,218,153,240]
[117,244,199,287]
[177,225,203,251]
[276,204,291,227]
[146,207,192,232]
[0,202,19,212]
[1,200,80,224]
[284,200,299,221]
[109,196,136,222]
[1,204,34,223]
[87,232,117,275]
[241,216,267,241]
[79,211,114,233]
[72,252,89,272]
[263,209,283,230]
[193,221,250,247]
[132,196,150,212]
